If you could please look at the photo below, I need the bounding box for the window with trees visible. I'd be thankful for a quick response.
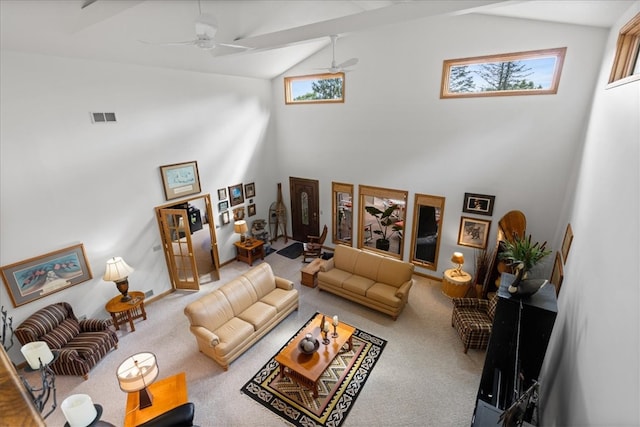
[440,47,566,99]
[608,12,640,86]
[284,73,345,104]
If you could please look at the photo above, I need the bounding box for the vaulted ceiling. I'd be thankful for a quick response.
[0,0,634,79]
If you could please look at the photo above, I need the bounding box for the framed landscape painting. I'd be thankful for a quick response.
[229,184,244,207]
[457,216,491,249]
[1,244,92,307]
[159,161,201,201]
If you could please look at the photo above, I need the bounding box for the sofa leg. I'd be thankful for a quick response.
[83,374,89,380]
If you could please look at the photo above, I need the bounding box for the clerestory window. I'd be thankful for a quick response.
[608,12,640,87]
[284,73,345,104]
[440,47,566,99]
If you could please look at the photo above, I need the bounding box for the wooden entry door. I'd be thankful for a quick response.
[155,194,220,291]
[289,177,320,242]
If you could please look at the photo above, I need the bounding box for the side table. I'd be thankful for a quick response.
[105,291,147,332]
[234,239,265,266]
[300,258,324,288]
[123,372,188,427]
[442,269,472,298]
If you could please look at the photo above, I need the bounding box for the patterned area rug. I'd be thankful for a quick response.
[241,314,387,427]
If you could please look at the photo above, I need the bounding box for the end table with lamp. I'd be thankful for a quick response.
[234,239,265,266]
[442,252,472,298]
[105,291,147,332]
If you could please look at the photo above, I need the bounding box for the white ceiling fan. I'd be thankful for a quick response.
[316,35,358,74]
[140,1,248,51]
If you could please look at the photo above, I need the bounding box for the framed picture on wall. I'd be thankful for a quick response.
[248,204,256,217]
[561,223,573,264]
[217,188,227,201]
[228,184,244,207]
[550,251,564,295]
[1,244,93,307]
[159,161,201,201]
[457,216,491,249]
[218,200,229,211]
[221,211,230,225]
[245,182,256,198]
[462,193,495,216]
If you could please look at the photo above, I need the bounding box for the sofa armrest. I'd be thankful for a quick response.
[190,326,220,346]
[79,318,110,332]
[395,280,413,300]
[275,276,294,291]
[320,258,334,272]
[452,298,487,310]
[57,348,82,364]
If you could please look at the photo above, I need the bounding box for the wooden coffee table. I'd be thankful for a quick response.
[275,313,355,397]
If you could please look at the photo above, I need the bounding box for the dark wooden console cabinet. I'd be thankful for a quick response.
[472,273,558,425]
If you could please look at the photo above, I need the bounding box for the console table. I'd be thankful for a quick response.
[105,291,147,332]
[234,240,265,266]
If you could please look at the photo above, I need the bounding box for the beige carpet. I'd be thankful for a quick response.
[45,239,486,426]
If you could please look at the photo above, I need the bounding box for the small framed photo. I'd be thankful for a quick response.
[159,161,201,201]
[221,211,230,225]
[561,223,573,264]
[248,204,256,217]
[233,207,245,221]
[218,200,229,211]
[550,251,564,295]
[217,188,227,201]
[462,193,495,216]
[457,216,492,249]
[245,182,256,198]
[1,244,93,307]
[228,184,244,207]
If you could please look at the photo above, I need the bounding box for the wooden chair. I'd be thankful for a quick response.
[302,225,328,262]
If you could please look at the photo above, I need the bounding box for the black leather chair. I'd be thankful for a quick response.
[138,403,197,427]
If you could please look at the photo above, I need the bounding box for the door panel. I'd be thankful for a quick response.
[290,177,319,242]
[158,208,200,291]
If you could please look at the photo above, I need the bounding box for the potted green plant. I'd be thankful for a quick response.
[364,204,403,251]
[498,233,551,275]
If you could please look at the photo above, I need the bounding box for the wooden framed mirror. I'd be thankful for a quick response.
[358,185,408,259]
[409,193,446,271]
[332,182,353,245]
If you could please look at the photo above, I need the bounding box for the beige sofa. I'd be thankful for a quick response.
[183,263,298,370]
[318,245,414,319]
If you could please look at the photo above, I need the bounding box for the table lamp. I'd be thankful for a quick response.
[234,220,250,245]
[103,257,134,302]
[117,352,159,409]
[451,252,465,277]
[61,394,100,427]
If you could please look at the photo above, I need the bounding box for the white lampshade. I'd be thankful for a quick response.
[21,341,54,370]
[116,352,159,393]
[234,220,248,234]
[61,394,97,427]
[103,257,134,282]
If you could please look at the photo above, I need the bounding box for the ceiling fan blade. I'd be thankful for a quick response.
[81,0,99,9]
[139,39,199,47]
[216,42,251,50]
[338,58,359,69]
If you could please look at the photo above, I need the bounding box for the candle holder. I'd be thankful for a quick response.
[322,329,330,345]
[332,323,339,338]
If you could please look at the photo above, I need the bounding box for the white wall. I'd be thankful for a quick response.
[539,3,640,425]
[273,13,608,279]
[0,52,276,361]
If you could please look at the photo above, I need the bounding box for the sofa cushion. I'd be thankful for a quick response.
[317,268,352,288]
[342,275,376,296]
[366,283,402,308]
[244,263,276,299]
[213,317,254,357]
[261,288,299,312]
[41,318,80,349]
[65,332,110,360]
[333,245,360,272]
[184,291,235,333]
[376,257,414,288]
[219,277,258,316]
[238,302,277,331]
[352,251,382,281]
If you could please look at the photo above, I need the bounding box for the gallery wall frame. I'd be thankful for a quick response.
[218,200,229,211]
[221,211,230,225]
[561,223,573,264]
[457,216,491,249]
[228,184,245,207]
[1,244,93,307]
[245,182,256,198]
[550,251,564,296]
[159,161,201,201]
[462,193,495,216]
[217,188,227,200]
[248,204,256,217]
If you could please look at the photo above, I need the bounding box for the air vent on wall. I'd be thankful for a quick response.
[90,112,117,123]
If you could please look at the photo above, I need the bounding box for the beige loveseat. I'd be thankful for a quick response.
[318,245,414,319]
[183,263,298,370]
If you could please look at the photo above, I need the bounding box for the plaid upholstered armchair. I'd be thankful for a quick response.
[451,293,499,353]
[15,302,118,380]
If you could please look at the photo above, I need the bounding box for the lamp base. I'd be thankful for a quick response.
[139,387,153,409]
[116,279,131,302]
